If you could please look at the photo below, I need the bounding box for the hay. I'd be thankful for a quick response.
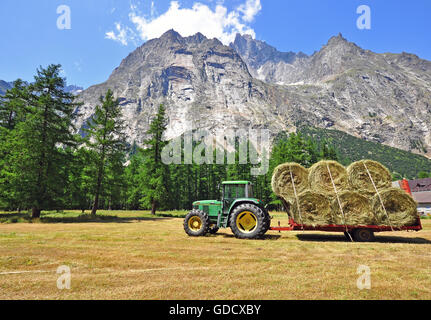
[291,191,333,227]
[271,163,309,200]
[372,188,418,227]
[331,191,375,226]
[347,160,392,193]
[308,161,350,195]
[273,159,419,228]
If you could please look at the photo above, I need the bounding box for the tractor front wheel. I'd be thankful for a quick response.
[184,210,210,237]
[229,204,269,239]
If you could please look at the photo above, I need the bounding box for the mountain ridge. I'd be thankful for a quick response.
[0,80,84,96]
[74,30,431,158]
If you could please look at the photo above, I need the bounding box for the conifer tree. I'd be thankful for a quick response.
[1,65,80,217]
[139,104,170,215]
[83,89,126,215]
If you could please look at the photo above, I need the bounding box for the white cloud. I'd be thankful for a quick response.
[238,0,261,22]
[105,22,137,46]
[105,0,262,46]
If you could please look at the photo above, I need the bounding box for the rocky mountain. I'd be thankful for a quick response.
[230,33,309,85]
[76,30,431,157]
[65,85,84,96]
[0,80,83,96]
[77,30,286,143]
[0,80,13,96]
[233,33,431,155]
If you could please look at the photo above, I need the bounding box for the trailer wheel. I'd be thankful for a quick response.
[352,229,375,242]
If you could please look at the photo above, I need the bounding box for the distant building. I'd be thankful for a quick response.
[393,178,431,216]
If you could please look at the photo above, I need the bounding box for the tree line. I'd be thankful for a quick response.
[0,64,339,217]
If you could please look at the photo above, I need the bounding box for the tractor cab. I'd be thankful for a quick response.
[222,181,255,214]
[185,181,270,239]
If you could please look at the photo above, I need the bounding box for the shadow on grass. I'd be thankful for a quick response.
[0,213,178,224]
[296,233,431,244]
[212,232,282,241]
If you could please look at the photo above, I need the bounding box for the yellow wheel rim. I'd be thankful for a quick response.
[188,216,203,232]
[236,211,258,233]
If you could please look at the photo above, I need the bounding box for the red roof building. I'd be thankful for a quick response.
[393,178,431,216]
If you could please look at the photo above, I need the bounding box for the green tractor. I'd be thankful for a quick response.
[183,181,271,239]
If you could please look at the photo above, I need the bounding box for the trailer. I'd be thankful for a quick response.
[269,198,423,242]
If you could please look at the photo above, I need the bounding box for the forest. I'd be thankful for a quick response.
[1,64,429,217]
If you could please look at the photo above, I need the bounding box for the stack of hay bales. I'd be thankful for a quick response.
[272,160,419,227]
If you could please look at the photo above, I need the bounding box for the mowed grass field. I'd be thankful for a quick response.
[0,210,431,300]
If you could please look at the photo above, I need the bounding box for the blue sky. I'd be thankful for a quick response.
[0,0,430,88]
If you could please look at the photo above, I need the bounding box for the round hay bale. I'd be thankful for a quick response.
[372,188,418,227]
[291,190,333,227]
[347,160,392,193]
[331,191,375,226]
[271,163,309,200]
[308,160,350,195]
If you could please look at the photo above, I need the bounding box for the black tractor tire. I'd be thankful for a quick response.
[262,209,271,233]
[229,203,269,239]
[184,210,210,237]
[352,229,375,242]
[208,224,219,234]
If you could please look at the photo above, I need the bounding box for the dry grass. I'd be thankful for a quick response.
[0,211,430,300]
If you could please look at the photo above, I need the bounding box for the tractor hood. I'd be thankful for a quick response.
[193,200,222,206]
[232,198,265,206]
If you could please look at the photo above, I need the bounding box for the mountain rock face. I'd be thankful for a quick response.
[76,31,431,157]
[0,81,82,96]
[77,30,288,144]
[0,80,13,96]
[65,85,84,96]
[230,33,309,85]
[233,33,431,155]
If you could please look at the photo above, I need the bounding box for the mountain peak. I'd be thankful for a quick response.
[327,33,348,45]
[234,33,253,42]
[185,32,207,44]
[325,33,363,52]
[160,29,184,43]
[230,32,308,72]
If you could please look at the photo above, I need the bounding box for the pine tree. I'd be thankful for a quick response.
[318,138,338,161]
[125,149,145,210]
[139,104,170,215]
[1,65,80,217]
[83,89,127,215]
[67,147,96,212]
[0,80,32,210]
[0,79,28,130]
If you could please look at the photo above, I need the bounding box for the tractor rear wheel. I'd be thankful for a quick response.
[229,203,269,239]
[184,210,210,237]
[262,210,271,233]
